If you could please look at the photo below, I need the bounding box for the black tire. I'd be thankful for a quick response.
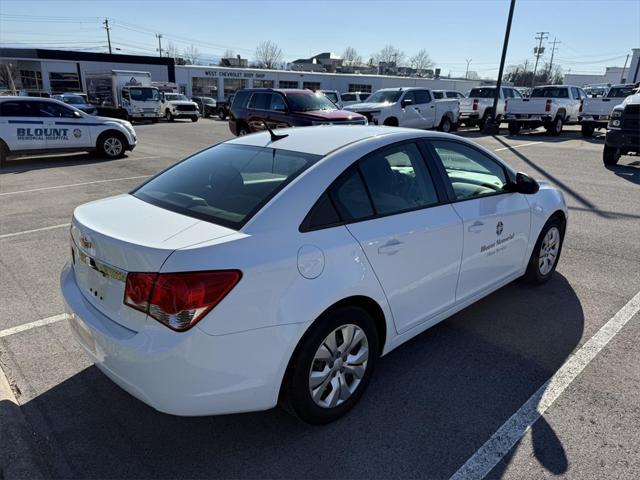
[150,117,159,124]
[97,132,127,159]
[0,139,9,168]
[280,306,379,424]
[523,216,565,284]
[191,116,199,122]
[478,112,491,131]
[165,111,174,122]
[546,116,563,136]
[236,124,250,136]
[438,116,452,133]
[581,124,594,137]
[508,122,521,135]
[218,110,227,120]
[603,144,621,165]
[383,117,399,127]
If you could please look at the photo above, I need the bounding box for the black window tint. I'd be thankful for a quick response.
[414,90,431,103]
[303,193,341,230]
[432,91,444,99]
[38,102,76,118]
[0,101,25,116]
[269,94,287,111]
[360,143,439,215]
[329,168,373,221]
[432,141,508,200]
[342,93,356,101]
[249,93,271,110]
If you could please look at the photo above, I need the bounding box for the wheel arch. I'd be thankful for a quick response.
[96,129,129,149]
[383,116,399,126]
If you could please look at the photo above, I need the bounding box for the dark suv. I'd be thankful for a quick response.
[229,89,367,136]
[191,96,217,118]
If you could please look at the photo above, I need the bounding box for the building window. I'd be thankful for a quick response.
[19,70,43,90]
[279,80,299,89]
[253,79,274,88]
[192,77,218,97]
[223,78,247,99]
[348,83,372,93]
[303,81,321,91]
[49,72,81,94]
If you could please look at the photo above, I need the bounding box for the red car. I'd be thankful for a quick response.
[229,89,367,136]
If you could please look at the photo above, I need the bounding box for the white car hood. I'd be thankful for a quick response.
[167,100,197,106]
[344,102,394,111]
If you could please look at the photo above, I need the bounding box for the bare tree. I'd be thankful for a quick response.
[342,46,362,67]
[0,62,19,94]
[183,45,202,65]
[410,49,434,76]
[373,45,405,66]
[222,49,235,59]
[164,42,179,60]
[466,71,480,80]
[254,41,283,69]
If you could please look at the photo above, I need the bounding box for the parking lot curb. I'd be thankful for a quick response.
[0,363,49,479]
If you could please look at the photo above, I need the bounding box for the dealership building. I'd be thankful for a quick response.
[1,47,484,100]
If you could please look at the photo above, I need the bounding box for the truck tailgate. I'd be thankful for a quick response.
[582,97,622,116]
[506,98,548,114]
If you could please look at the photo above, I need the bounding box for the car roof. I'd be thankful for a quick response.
[0,96,58,102]
[225,125,455,156]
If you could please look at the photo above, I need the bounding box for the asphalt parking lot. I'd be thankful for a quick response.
[1,118,639,479]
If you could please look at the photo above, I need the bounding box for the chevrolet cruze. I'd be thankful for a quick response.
[61,126,567,424]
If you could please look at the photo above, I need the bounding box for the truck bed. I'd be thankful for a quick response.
[581,97,623,116]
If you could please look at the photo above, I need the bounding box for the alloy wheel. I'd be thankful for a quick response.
[308,324,369,409]
[104,137,123,157]
[539,226,560,275]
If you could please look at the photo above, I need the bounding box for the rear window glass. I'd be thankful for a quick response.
[530,87,568,98]
[133,144,321,229]
[469,88,496,98]
[608,86,638,97]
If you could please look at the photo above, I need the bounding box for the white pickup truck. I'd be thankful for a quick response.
[459,86,523,130]
[505,85,587,135]
[343,87,460,132]
[579,83,639,137]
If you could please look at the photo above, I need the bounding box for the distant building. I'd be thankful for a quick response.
[290,52,343,73]
[564,48,640,86]
[219,55,248,68]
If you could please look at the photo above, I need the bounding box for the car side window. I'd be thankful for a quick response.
[328,167,374,221]
[269,94,287,111]
[414,90,432,104]
[0,101,26,116]
[432,91,444,100]
[38,102,76,118]
[359,143,439,215]
[248,93,271,110]
[431,141,509,201]
[402,91,416,104]
[512,89,523,98]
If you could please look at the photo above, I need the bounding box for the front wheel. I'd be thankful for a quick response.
[165,111,174,122]
[236,124,250,136]
[97,133,126,159]
[0,140,9,168]
[218,110,227,120]
[603,144,621,165]
[191,116,198,122]
[281,306,378,424]
[438,116,452,133]
[508,122,521,135]
[150,117,159,124]
[523,217,565,284]
[581,124,594,137]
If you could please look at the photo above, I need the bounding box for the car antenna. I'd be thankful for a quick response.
[262,120,288,142]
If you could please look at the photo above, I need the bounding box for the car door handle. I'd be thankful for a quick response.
[467,221,485,233]
[378,239,403,255]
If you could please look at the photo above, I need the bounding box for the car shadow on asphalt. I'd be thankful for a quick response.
[20,274,582,479]
[0,153,130,174]
[457,127,589,144]
[605,161,640,186]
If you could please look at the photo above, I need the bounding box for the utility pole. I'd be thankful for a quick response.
[620,53,630,83]
[547,37,560,80]
[530,31,548,88]
[156,34,163,58]
[103,18,112,54]
[522,58,529,86]
[483,0,516,134]
[465,58,472,79]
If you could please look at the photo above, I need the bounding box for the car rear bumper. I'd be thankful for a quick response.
[504,113,553,122]
[459,112,480,120]
[605,129,640,150]
[60,263,305,416]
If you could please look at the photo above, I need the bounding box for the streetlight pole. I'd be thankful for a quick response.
[483,0,516,134]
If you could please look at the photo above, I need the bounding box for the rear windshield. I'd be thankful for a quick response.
[133,144,320,229]
[530,87,568,98]
[468,88,495,98]
[608,86,638,98]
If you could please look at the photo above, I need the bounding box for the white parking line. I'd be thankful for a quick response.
[0,174,149,197]
[0,313,70,338]
[450,289,640,480]
[494,141,543,152]
[0,223,70,240]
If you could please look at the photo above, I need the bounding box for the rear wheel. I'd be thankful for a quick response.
[478,112,491,130]
[523,217,565,284]
[603,144,621,165]
[236,124,250,136]
[97,132,126,159]
[383,117,398,127]
[0,140,9,168]
[546,116,563,136]
[508,122,521,135]
[218,109,227,120]
[150,117,159,124]
[439,116,452,133]
[281,306,378,424]
[581,124,594,137]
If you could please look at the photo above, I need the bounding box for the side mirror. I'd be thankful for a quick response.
[513,172,539,194]
[73,111,82,118]
[401,98,413,108]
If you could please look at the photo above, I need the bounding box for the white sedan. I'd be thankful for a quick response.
[60,126,567,424]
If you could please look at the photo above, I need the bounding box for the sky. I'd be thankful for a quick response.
[1,0,638,78]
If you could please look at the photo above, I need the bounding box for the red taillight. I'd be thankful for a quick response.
[545,99,552,112]
[472,99,478,111]
[579,99,583,112]
[124,270,242,331]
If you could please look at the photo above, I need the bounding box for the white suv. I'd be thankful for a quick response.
[0,96,136,167]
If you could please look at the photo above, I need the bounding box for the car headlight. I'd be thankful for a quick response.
[611,119,621,127]
[611,109,622,118]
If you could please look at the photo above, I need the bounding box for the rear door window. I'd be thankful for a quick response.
[248,93,271,110]
[414,90,432,104]
[133,144,320,229]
